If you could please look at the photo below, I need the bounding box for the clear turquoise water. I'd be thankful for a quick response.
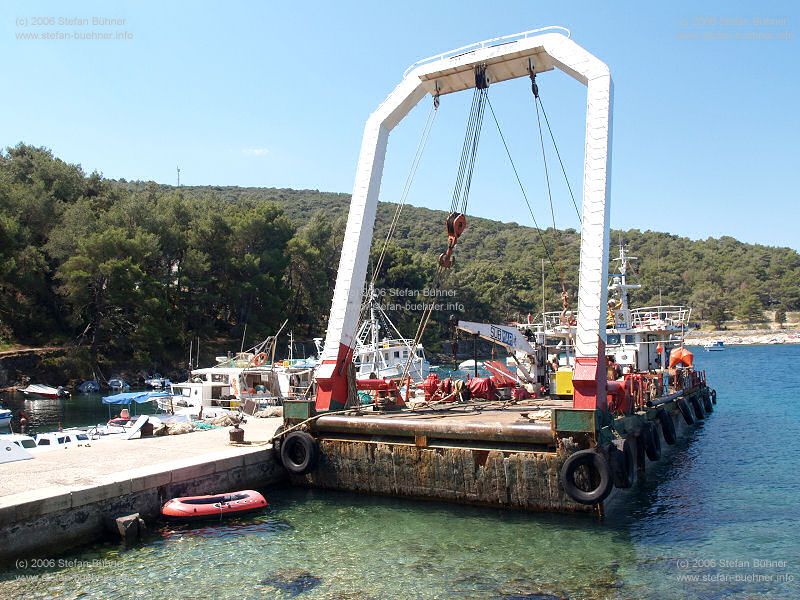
[1,345,799,599]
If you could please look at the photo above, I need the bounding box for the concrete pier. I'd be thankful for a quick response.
[0,418,286,564]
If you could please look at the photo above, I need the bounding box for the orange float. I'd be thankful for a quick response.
[668,346,694,369]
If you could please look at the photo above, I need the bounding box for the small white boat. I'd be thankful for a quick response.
[704,340,726,352]
[0,408,12,428]
[20,384,70,399]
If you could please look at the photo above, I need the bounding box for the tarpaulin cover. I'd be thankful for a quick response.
[102,391,169,405]
[467,377,496,400]
[483,360,518,387]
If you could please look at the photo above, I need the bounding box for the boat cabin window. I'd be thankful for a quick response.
[403,350,408,358]
[625,334,636,344]
[607,334,620,345]
[37,438,50,446]
[58,436,68,444]
[76,434,89,441]
[17,439,36,449]
[394,351,400,359]
[211,387,223,399]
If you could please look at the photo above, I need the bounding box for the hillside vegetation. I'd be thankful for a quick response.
[1,144,798,372]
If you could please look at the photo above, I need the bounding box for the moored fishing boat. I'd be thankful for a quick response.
[157,334,315,417]
[703,340,725,351]
[353,286,430,382]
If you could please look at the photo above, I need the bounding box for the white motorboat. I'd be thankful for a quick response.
[32,429,93,451]
[19,384,70,399]
[704,340,725,351]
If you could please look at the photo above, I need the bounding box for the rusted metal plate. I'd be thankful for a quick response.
[283,400,314,422]
[553,409,597,433]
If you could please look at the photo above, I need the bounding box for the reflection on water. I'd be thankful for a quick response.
[0,391,148,434]
[0,346,799,599]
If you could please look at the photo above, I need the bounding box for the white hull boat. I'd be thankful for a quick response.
[20,384,69,399]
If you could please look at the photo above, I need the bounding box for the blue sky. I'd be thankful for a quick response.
[1,1,797,250]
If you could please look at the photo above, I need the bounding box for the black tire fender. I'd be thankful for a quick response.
[677,399,694,425]
[559,449,614,505]
[280,431,319,475]
[702,392,714,414]
[656,408,677,445]
[711,389,717,405]
[608,438,635,489]
[641,422,662,461]
[690,396,706,421]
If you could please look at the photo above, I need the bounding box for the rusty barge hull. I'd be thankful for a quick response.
[290,388,708,514]
[293,439,588,512]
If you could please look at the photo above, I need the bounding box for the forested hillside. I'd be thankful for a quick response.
[1,144,798,371]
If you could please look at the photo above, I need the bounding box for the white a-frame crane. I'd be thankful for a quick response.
[315,28,613,413]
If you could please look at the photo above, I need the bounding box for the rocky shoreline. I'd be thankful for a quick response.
[684,328,800,346]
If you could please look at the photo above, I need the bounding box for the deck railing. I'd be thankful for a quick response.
[628,306,691,330]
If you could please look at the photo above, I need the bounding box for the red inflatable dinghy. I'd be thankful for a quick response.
[161,490,268,520]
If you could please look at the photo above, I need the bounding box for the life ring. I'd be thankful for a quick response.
[676,398,694,425]
[608,438,635,488]
[690,396,705,421]
[559,449,613,505]
[253,352,269,366]
[280,431,319,475]
[656,408,677,445]
[641,422,662,461]
[711,389,717,405]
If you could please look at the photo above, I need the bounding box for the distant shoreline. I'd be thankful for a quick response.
[684,328,800,346]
